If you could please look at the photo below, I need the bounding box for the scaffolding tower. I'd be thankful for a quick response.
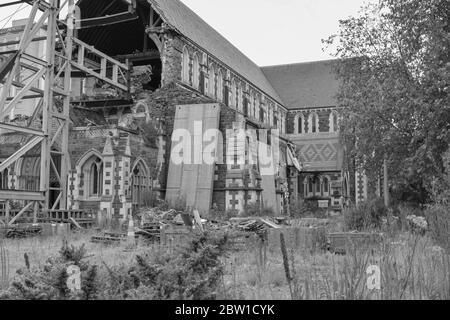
[0,0,131,223]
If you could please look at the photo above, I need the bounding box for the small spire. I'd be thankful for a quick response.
[103,136,114,155]
[124,135,131,156]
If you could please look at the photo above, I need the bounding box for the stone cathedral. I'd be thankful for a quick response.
[0,0,368,221]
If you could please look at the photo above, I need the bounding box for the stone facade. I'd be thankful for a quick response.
[286,107,345,209]
[1,0,371,218]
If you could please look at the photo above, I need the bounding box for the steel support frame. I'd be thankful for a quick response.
[0,0,74,210]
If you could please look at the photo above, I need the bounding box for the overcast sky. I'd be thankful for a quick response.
[0,0,374,65]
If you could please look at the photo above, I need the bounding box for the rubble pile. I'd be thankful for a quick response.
[91,206,289,246]
[1,224,42,239]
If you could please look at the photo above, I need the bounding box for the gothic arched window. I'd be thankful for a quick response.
[217,69,223,102]
[231,79,236,108]
[259,102,265,123]
[273,112,278,129]
[323,176,330,196]
[192,53,200,89]
[132,160,149,211]
[236,83,242,111]
[182,46,190,84]
[305,176,314,197]
[253,94,259,118]
[315,176,321,195]
[297,114,305,134]
[308,112,319,133]
[329,111,339,132]
[208,64,216,98]
[89,159,103,197]
[79,153,103,199]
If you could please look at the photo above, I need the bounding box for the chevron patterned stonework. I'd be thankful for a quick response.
[288,132,342,172]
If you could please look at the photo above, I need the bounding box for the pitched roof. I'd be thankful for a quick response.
[261,59,340,110]
[148,0,283,104]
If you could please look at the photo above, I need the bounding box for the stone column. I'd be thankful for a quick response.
[100,136,115,224]
[355,169,368,204]
[118,136,133,220]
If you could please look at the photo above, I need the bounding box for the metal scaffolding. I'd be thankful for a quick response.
[0,0,132,224]
[0,0,74,218]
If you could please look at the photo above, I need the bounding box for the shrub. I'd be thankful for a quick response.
[344,198,387,231]
[395,204,424,231]
[102,231,231,300]
[289,199,328,218]
[426,204,450,252]
[289,198,311,218]
[243,203,275,217]
[0,241,98,300]
[425,148,450,250]
[173,195,187,212]
[0,233,232,300]
[243,202,261,217]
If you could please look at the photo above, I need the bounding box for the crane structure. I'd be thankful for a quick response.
[0,0,131,222]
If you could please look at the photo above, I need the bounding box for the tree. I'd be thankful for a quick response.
[324,0,450,204]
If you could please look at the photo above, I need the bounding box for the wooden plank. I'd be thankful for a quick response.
[0,190,45,201]
[112,64,118,83]
[114,51,160,62]
[20,0,50,12]
[50,191,62,210]
[10,80,44,95]
[72,37,128,70]
[0,1,23,8]
[78,45,84,65]
[0,122,44,136]
[6,94,42,101]
[193,210,204,232]
[8,201,34,225]
[69,217,83,229]
[100,58,107,78]
[78,11,138,29]
[21,53,47,67]
[70,61,128,91]
[259,218,281,229]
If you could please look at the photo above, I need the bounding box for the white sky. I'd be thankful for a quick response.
[0,0,374,66]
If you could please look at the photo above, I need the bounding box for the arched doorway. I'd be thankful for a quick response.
[18,157,40,191]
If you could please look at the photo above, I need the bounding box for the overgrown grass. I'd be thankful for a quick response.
[1,216,450,300]
[224,232,450,300]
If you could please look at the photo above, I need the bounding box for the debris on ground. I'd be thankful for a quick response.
[1,224,42,239]
[229,217,283,233]
[91,231,139,245]
[328,232,384,254]
[290,218,330,228]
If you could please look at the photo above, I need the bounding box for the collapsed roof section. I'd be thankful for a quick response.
[73,1,340,111]
[76,0,159,56]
